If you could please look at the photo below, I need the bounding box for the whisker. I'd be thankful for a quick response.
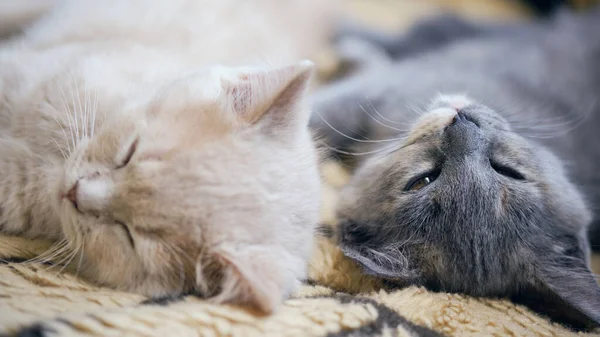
[45,225,82,275]
[321,141,404,157]
[74,239,85,278]
[44,247,75,273]
[161,239,186,293]
[315,110,407,144]
[25,239,69,265]
[406,102,425,117]
[50,137,68,160]
[83,79,89,140]
[503,99,596,139]
[92,87,99,137]
[41,102,72,155]
[365,100,412,125]
[56,242,80,275]
[54,76,77,151]
[71,72,82,144]
[358,103,410,133]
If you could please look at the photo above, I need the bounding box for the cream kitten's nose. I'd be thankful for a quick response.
[67,177,112,214]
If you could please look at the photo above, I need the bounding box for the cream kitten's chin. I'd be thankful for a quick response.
[54,62,320,313]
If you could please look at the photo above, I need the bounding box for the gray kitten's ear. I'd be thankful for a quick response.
[220,61,313,131]
[520,246,600,331]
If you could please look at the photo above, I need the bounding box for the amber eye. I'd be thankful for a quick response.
[117,137,138,169]
[405,170,440,191]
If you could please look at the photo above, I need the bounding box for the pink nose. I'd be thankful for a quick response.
[65,181,78,208]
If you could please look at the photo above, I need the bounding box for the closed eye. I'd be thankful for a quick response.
[117,137,138,169]
[115,221,135,248]
[490,160,525,180]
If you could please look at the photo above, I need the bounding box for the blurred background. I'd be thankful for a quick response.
[313,0,599,79]
[341,0,598,28]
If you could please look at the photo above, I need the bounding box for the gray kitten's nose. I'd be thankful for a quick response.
[449,111,478,127]
[444,111,485,156]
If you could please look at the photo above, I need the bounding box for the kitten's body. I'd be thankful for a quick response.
[311,9,600,330]
[0,0,337,311]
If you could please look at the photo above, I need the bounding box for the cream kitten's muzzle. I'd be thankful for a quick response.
[64,176,113,215]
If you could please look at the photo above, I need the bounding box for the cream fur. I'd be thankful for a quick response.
[0,0,337,312]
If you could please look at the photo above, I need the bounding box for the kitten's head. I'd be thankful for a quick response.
[336,95,600,330]
[56,61,320,313]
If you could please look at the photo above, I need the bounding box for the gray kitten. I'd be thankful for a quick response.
[310,8,600,331]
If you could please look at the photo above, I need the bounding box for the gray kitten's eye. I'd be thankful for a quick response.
[117,137,138,169]
[490,160,525,180]
[405,170,440,191]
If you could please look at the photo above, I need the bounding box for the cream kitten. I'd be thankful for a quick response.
[0,0,336,312]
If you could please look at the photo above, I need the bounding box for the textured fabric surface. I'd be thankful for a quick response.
[3,0,600,336]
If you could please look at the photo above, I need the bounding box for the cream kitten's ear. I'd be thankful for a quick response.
[221,61,314,131]
[211,245,292,313]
